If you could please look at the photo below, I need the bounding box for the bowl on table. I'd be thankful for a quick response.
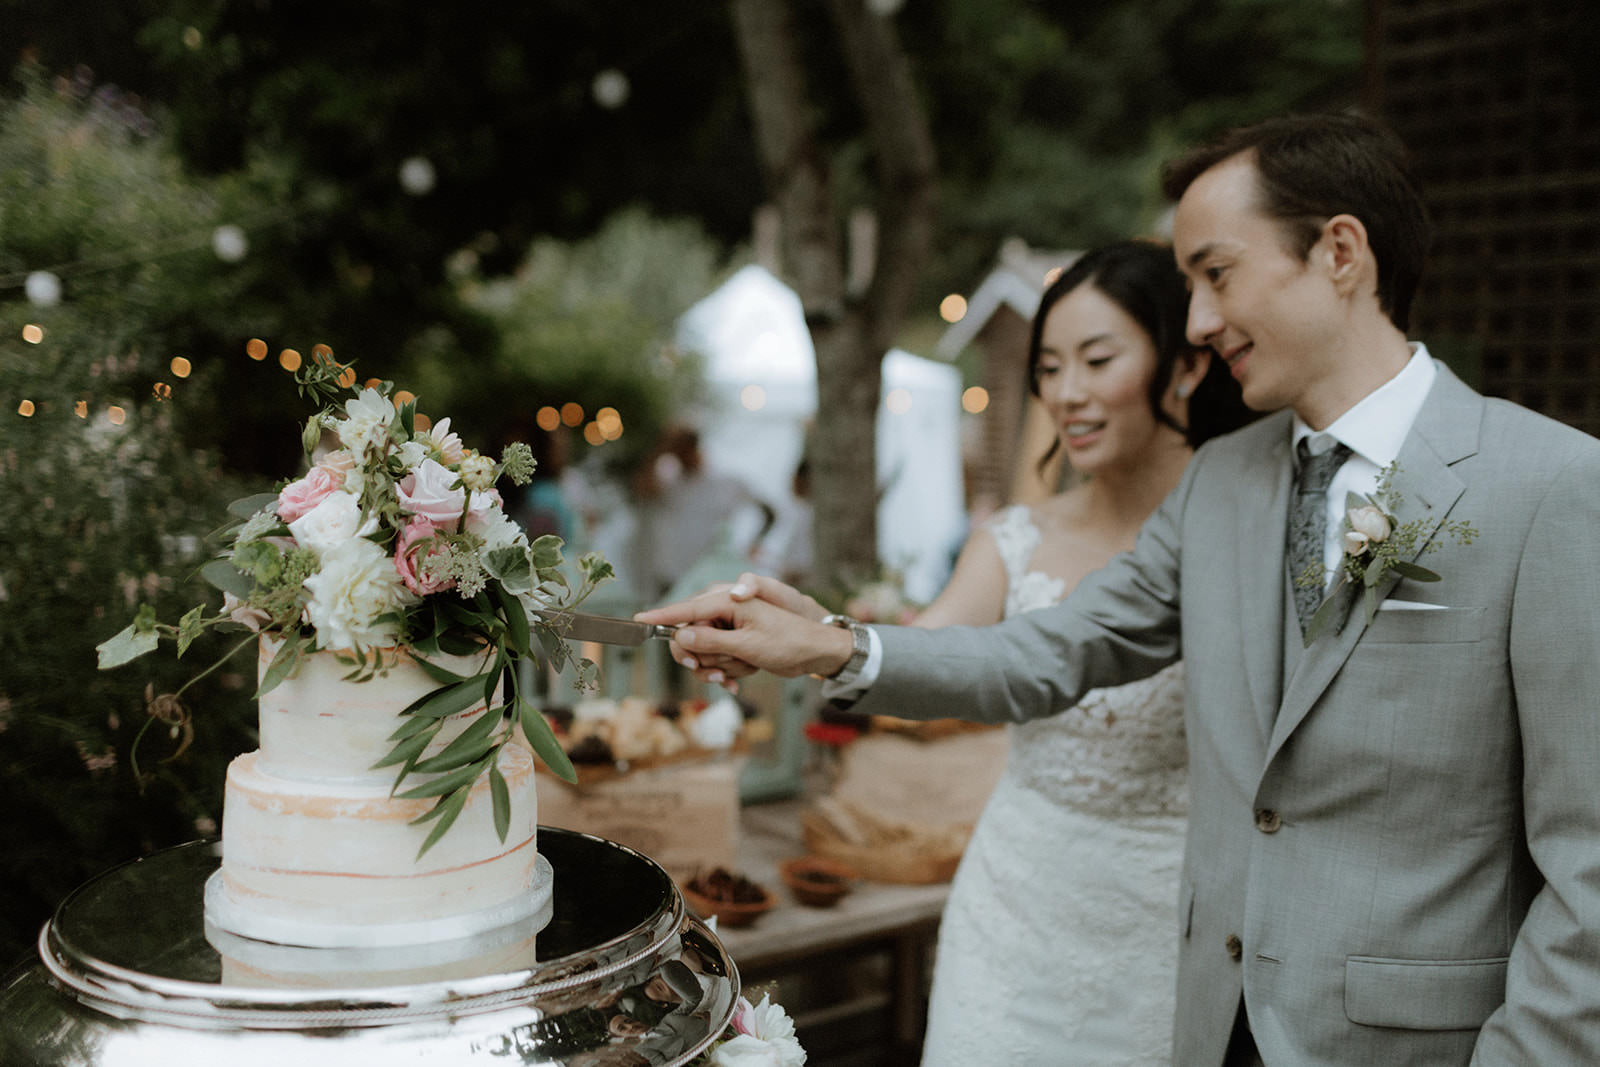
[778,855,858,908]
[681,867,775,928]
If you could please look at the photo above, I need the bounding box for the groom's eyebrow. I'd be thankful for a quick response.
[1184,243,1219,270]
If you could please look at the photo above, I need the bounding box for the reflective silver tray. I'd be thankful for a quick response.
[0,828,739,1065]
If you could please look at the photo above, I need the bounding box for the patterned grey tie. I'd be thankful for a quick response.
[1289,435,1352,633]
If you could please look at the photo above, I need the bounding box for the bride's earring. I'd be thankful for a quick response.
[1175,381,1194,400]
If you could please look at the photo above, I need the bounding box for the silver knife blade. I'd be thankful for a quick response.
[534,609,678,647]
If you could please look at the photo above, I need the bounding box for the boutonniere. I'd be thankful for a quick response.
[1300,462,1477,645]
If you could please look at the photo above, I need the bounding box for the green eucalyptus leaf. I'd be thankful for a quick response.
[228,493,281,519]
[200,559,254,599]
[400,674,492,718]
[411,708,501,773]
[96,622,161,669]
[1363,583,1378,624]
[520,700,576,783]
[1364,553,1387,586]
[372,727,437,771]
[1303,580,1347,647]
[395,757,487,800]
[387,713,442,743]
[490,764,511,843]
[491,583,532,657]
[256,634,304,697]
[1391,560,1441,582]
[413,789,469,859]
[409,653,473,686]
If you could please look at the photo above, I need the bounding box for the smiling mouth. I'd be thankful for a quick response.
[1220,342,1252,367]
[1062,421,1106,441]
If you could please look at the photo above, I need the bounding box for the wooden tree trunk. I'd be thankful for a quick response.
[729,0,937,594]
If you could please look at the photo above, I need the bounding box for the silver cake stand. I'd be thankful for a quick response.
[0,828,740,1065]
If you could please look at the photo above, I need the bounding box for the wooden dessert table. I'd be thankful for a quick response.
[713,799,953,1066]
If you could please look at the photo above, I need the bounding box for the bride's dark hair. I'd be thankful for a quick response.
[1026,239,1254,469]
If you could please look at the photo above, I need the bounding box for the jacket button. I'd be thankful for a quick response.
[1254,808,1282,833]
[1225,933,1243,961]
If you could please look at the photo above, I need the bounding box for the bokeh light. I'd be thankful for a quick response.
[740,385,767,412]
[939,294,968,323]
[595,406,623,440]
[413,413,432,432]
[592,69,631,109]
[336,366,357,388]
[212,224,248,263]
[152,382,172,401]
[278,348,302,372]
[17,400,35,417]
[25,271,62,308]
[170,356,192,378]
[74,400,87,418]
[583,422,606,446]
[245,338,268,361]
[560,402,585,427]
[182,26,203,49]
[885,387,913,414]
[393,390,416,408]
[962,386,990,414]
[22,324,44,344]
[536,406,561,432]
[398,156,437,196]
[108,406,126,426]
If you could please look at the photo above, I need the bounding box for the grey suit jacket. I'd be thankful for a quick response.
[852,364,1600,1065]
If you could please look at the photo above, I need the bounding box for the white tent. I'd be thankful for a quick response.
[676,264,966,603]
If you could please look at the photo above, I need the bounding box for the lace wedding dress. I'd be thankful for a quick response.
[921,505,1188,1066]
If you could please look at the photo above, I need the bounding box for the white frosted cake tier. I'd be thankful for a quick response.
[207,641,547,949]
[255,640,493,782]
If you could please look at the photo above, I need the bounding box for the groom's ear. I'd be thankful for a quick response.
[1319,213,1377,303]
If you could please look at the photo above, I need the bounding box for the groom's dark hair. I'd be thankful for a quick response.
[1160,113,1432,332]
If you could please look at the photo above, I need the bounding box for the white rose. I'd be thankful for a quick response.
[302,538,418,653]
[1347,505,1391,543]
[1343,530,1371,556]
[288,490,370,556]
[465,502,526,552]
[334,388,395,458]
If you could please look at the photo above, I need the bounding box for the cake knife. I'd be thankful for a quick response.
[533,609,680,647]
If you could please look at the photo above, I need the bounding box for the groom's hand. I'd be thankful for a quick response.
[635,588,854,683]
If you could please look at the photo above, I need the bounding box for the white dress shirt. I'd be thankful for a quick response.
[825,345,1440,699]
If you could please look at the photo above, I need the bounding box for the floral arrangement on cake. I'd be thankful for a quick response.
[96,351,609,854]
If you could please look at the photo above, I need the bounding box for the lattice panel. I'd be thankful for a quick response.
[1369,0,1600,436]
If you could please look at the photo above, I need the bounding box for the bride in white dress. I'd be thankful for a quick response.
[907,241,1252,1065]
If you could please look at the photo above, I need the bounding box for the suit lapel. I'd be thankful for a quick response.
[1264,364,1482,767]
[1236,414,1295,740]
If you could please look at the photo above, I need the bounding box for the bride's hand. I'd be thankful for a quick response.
[722,572,829,623]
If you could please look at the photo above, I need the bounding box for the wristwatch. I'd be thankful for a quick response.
[819,613,871,684]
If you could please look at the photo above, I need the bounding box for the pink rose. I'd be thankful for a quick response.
[276,465,346,524]
[393,517,454,595]
[396,458,466,530]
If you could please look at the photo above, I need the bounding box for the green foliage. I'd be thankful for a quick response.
[406,208,720,470]
[0,70,258,966]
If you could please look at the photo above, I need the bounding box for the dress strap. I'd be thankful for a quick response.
[987,505,1040,594]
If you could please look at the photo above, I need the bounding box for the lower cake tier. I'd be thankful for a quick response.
[210,742,545,947]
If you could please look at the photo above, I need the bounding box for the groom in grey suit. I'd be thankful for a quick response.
[641,114,1600,1064]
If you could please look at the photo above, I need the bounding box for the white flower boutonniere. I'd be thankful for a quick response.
[1300,462,1478,645]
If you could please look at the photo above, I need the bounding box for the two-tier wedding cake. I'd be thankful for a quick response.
[203,640,553,949]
